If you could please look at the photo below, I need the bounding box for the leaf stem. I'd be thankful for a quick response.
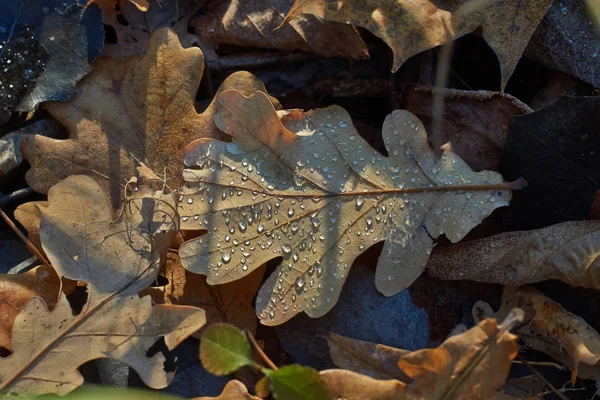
[246,329,278,371]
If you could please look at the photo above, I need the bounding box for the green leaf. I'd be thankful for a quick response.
[200,323,257,375]
[267,365,333,400]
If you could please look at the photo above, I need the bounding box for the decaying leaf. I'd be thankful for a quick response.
[101,0,201,57]
[283,0,553,89]
[328,332,410,381]
[193,380,260,400]
[178,89,520,325]
[142,252,265,335]
[323,313,523,399]
[21,28,272,208]
[0,175,206,398]
[427,220,600,289]
[497,286,600,382]
[0,0,104,123]
[399,85,532,172]
[190,0,368,60]
[0,265,60,352]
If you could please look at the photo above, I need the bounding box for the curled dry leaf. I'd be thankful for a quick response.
[283,0,552,89]
[178,89,519,325]
[14,201,47,254]
[0,175,206,398]
[21,28,273,209]
[0,265,60,352]
[141,252,265,335]
[427,221,600,289]
[192,380,260,400]
[190,0,368,60]
[399,85,532,172]
[497,286,600,382]
[324,313,522,399]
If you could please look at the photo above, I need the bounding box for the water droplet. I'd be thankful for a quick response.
[313,152,320,159]
[242,265,248,271]
[238,220,247,232]
[282,244,292,254]
[295,277,305,288]
[355,197,364,208]
[187,197,194,204]
[257,224,265,233]
[288,207,295,217]
[221,252,231,263]
[349,135,356,141]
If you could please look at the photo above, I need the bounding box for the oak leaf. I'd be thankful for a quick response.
[283,0,553,89]
[178,89,520,325]
[496,286,600,383]
[427,221,600,289]
[142,252,265,335]
[190,0,368,61]
[323,312,523,399]
[192,380,260,400]
[0,265,60,353]
[0,175,206,398]
[21,28,272,209]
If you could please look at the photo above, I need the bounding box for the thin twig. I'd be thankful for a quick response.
[511,359,567,371]
[516,353,569,400]
[0,208,50,268]
[246,329,278,371]
[0,187,34,206]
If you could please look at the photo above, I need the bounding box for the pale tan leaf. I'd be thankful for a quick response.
[178,89,519,325]
[0,176,206,398]
[497,286,600,382]
[21,28,272,209]
[190,0,368,60]
[192,380,260,400]
[427,221,600,289]
[283,0,553,89]
[319,369,405,400]
[0,265,60,352]
[14,201,47,255]
[328,332,410,381]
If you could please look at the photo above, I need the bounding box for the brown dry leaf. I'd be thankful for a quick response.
[497,286,600,382]
[102,0,201,57]
[14,201,47,255]
[88,0,149,25]
[283,0,553,89]
[178,89,520,325]
[0,175,206,398]
[427,220,600,289]
[323,313,522,399]
[399,85,532,171]
[328,332,410,381]
[190,0,368,60]
[21,28,272,209]
[0,265,60,353]
[192,380,260,400]
[142,252,265,335]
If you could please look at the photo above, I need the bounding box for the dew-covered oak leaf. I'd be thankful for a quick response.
[282,0,553,90]
[21,27,273,209]
[178,90,522,325]
[0,175,206,399]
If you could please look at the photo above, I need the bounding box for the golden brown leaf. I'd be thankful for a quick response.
[142,252,265,335]
[0,175,206,398]
[178,89,520,325]
[14,201,47,254]
[191,0,368,60]
[320,369,405,400]
[399,85,532,171]
[21,28,272,209]
[0,265,60,352]
[283,0,553,89]
[497,286,600,382]
[427,221,600,289]
[88,0,149,25]
[192,380,260,400]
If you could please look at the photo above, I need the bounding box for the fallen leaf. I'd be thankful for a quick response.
[0,265,60,352]
[178,89,519,325]
[102,0,201,57]
[21,28,271,208]
[193,380,260,400]
[497,286,600,382]
[282,0,553,89]
[0,175,206,398]
[142,252,265,335]
[500,96,600,230]
[0,0,104,123]
[89,0,149,23]
[427,221,600,289]
[201,323,257,376]
[275,263,428,370]
[525,0,600,88]
[399,85,532,172]
[328,332,410,381]
[265,364,332,400]
[14,201,47,255]
[190,0,368,60]
[322,312,523,399]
